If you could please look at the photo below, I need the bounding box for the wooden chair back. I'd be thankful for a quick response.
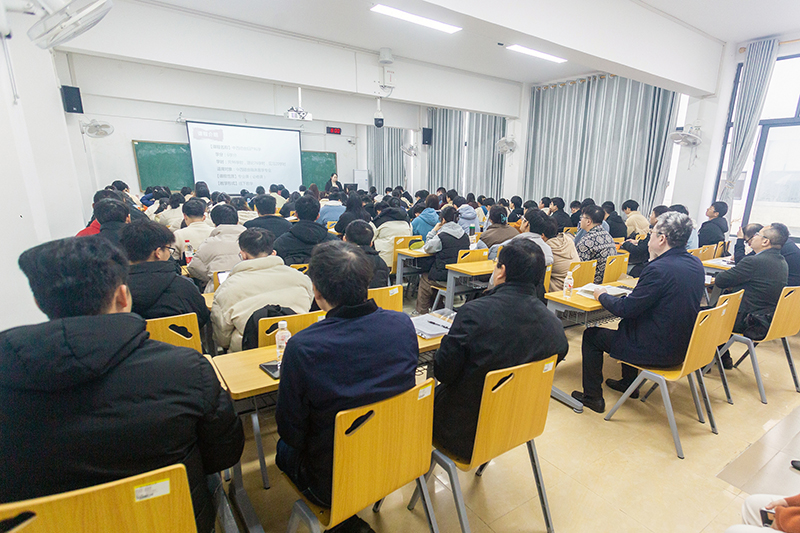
[763,286,800,342]
[462,356,557,470]
[563,227,578,236]
[635,233,648,241]
[0,465,195,533]
[716,290,744,346]
[258,311,326,347]
[544,264,552,292]
[714,240,729,258]
[289,264,309,274]
[687,248,702,258]
[458,249,490,263]
[212,270,228,292]
[146,313,202,353]
[368,285,403,312]
[568,260,597,288]
[602,254,629,284]
[326,221,337,230]
[203,354,227,390]
[391,236,424,275]
[326,380,435,528]
[698,244,716,261]
[676,303,729,378]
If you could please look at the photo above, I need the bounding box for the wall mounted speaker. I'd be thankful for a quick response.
[60,86,83,114]
[422,127,432,145]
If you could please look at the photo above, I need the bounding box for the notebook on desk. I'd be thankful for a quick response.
[411,311,455,339]
[575,283,633,300]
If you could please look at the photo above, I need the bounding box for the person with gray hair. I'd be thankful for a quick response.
[571,211,706,413]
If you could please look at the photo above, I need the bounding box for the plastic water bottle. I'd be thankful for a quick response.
[563,270,574,298]
[184,240,194,264]
[275,320,291,370]
[469,224,475,236]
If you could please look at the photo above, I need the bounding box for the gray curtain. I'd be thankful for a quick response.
[464,112,507,199]
[427,107,464,192]
[367,126,405,191]
[718,38,780,208]
[524,74,678,214]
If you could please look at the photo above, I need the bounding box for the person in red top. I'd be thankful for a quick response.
[76,189,124,237]
[727,493,800,532]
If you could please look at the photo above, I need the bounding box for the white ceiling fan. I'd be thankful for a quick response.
[80,119,113,137]
[0,0,113,48]
[495,136,517,154]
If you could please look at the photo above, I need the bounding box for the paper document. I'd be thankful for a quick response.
[575,283,632,300]
[412,311,454,339]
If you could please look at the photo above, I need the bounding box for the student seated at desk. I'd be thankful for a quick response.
[173,199,213,260]
[602,201,628,239]
[212,228,313,352]
[621,199,650,238]
[415,206,470,315]
[94,198,131,249]
[576,205,617,284]
[334,193,372,235]
[372,197,412,267]
[734,223,763,264]
[698,201,729,246]
[120,220,210,327]
[156,193,186,232]
[433,240,569,459]
[77,189,125,237]
[540,216,579,292]
[573,199,610,245]
[0,237,244,533]
[549,197,573,232]
[482,208,554,267]
[571,212,705,413]
[276,241,418,533]
[478,205,519,248]
[187,204,245,292]
[244,194,292,239]
[273,195,338,265]
[343,220,388,288]
[317,190,346,227]
[620,205,669,277]
[411,194,440,242]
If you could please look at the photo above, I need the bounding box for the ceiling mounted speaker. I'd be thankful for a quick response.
[379,47,394,64]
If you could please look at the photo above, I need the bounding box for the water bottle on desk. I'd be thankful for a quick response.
[275,320,291,371]
[563,270,574,298]
[184,240,194,264]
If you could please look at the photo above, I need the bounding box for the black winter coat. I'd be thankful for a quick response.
[359,245,389,288]
[433,282,569,460]
[550,210,573,231]
[606,212,628,239]
[698,217,729,247]
[373,207,409,228]
[127,261,211,327]
[781,240,800,286]
[244,214,293,239]
[716,247,788,319]
[0,314,244,533]
[273,220,338,266]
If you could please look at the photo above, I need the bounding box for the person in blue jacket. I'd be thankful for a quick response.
[571,211,705,413]
[411,194,440,242]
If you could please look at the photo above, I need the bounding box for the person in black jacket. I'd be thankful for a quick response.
[733,223,763,264]
[273,194,338,265]
[549,197,573,231]
[571,212,705,413]
[507,195,525,223]
[1,237,243,533]
[245,194,292,239]
[95,198,130,249]
[120,220,210,328]
[569,200,583,228]
[276,241,417,533]
[602,201,628,239]
[343,220,388,288]
[334,193,372,234]
[433,240,569,459]
[698,201,729,246]
[772,223,800,286]
[620,205,669,276]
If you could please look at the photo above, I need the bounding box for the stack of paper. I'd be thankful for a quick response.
[412,313,453,339]
[575,283,633,300]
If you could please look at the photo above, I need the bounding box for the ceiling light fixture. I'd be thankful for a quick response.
[370,4,461,34]
[507,44,567,64]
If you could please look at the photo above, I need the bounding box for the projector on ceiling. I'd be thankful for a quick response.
[284,107,313,121]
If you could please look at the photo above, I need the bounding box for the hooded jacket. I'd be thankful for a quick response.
[186,224,246,291]
[456,204,479,234]
[605,212,628,239]
[412,208,438,242]
[698,217,729,247]
[273,220,338,266]
[0,314,244,533]
[372,209,412,267]
[128,261,211,327]
[359,245,390,288]
[423,222,470,282]
[550,210,573,231]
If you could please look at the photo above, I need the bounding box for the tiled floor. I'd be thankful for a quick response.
[227,321,800,533]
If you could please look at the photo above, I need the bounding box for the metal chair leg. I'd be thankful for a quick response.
[605,373,647,420]
[372,498,385,512]
[251,398,270,489]
[656,375,683,459]
[475,462,489,477]
[415,475,441,533]
[407,456,435,511]
[640,382,658,403]
[285,500,322,533]
[782,337,800,393]
[432,290,444,310]
[527,440,554,533]
[695,369,718,435]
[715,348,733,404]
[212,476,240,533]
[687,372,705,424]
[745,338,767,404]
[430,450,471,533]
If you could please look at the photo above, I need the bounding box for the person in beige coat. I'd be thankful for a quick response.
[371,201,412,268]
[542,217,579,292]
[479,205,520,248]
[212,228,314,352]
[622,199,650,238]
[187,204,245,292]
[172,199,213,260]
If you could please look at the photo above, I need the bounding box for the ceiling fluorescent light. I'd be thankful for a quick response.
[507,44,567,64]
[370,4,462,34]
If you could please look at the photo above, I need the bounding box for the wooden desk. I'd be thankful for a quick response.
[442,260,495,309]
[203,292,214,309]
[702,258,733,304]
[396,247,431,282]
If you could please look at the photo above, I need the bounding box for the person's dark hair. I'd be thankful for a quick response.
[216,192,231,205]
[345,193,367,215]
[168,193,185,210]
[582,205,606,225]
[414,189,429,201]
[653,205,670,218]
[385,187,393,194]
[210,203,239,226]
[308,241,373,307]
[307,183,320,200]
[269,184,279,193]
[499,198,509,207]
[368,186,377,194]
[183,198,206,218]
[711,201,729,218]
[374,201,389,213]
[180,186,192,196]
[489,205,508,225]
[120,220,175,263]
[551,197,565,211]
[484,197,496,206]
[668,204,689,216]
[345,219,374,246]
[19,237,128,319]
[289,191,301,203]
[295,195,321,221]
[94,199,129,224]
[436,187,447,194]
[454,196,467,207]
[239,227,275,256]
[569,200,582,210]
[299,185,307,192]
[540,197,551,208]
[390,189,401,198]
[144,186,154,195]
[402,191,414,204]
[524,208,552,234]
[497,239,545,286]
[768,223,791,247]
[254,194,277,215]
[581,198,596,209]
[446,189,458,202]
[152,187,170,201]
[231,197,251,212]
[654,212,693,248]
[412,204,425,217]
[601,201,615,214]
[425,194,439,209]
[329,191,342,202]
[510,196,523,209]
[93,189,122,204]
[440,205,459,223]
[194,181,211,199]
[255,186,266,195]
[477,194,486,204]
[387,197,404,209]
[541,217,559,239]
[742,223,764,240]
[210,191,220,204]
[281,189,290,199]
[467,193,476,203]
[621,199,639,212]
[523,200,537,210]
[111,180,129,192]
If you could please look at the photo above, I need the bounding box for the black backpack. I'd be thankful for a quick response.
[241,304,297,351]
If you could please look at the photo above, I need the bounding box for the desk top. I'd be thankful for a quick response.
[544,279,638,312]
[398,248,431,258]
[446,260,495,276]
[181,265,189,277]
[703,258,733,271]
[203,293,214,309]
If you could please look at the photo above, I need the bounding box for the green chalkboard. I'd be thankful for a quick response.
[301,151,337,191]
[133,141,194,192]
